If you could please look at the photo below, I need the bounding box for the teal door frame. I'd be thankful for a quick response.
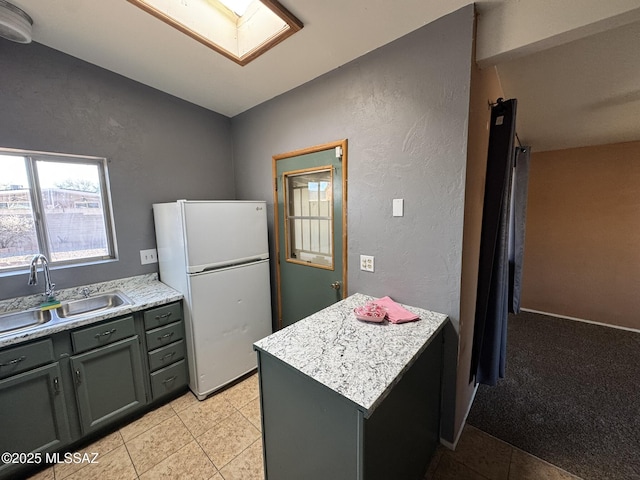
[272,139,348,330]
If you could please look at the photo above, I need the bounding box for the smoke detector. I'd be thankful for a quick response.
[0,0,33,44]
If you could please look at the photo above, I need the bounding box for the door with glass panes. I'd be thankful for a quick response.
[273,140,347,329]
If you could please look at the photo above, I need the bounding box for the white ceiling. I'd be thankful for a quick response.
[496,19,640,151]
[10,0,640,152]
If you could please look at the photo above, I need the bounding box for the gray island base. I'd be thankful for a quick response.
[253,293,449,480]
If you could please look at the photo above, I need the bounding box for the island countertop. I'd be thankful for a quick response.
[253,292,449,418]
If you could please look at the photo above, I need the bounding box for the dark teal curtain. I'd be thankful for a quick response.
[470,98,530,386]
[509,147,531,314]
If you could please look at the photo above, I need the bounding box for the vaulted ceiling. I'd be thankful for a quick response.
[10,0,640,152]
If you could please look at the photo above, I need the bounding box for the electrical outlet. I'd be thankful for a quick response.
[140,248,158,265]
[360,255,374,272]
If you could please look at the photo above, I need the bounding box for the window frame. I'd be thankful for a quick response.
[283,165,335,271]
[0,148,118,273]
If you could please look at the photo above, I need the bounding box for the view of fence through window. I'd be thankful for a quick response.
[286,168,333,268]
[0,152,114,271]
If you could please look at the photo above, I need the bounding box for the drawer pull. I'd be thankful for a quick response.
[155,312,173,320]
[0,355,26,367]
[95,328,117,339]
[53,376,60,394]
[158,332,174,341]
[161,352,176,362]
[162,375,177,385]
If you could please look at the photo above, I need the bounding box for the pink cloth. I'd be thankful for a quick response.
[373,296,420,324]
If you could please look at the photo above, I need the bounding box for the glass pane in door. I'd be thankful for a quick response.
[285,167,333,269]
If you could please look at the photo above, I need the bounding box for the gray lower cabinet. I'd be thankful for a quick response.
[143,303,188,400]
[70,336,146,435]
[0,300,185,480]
[0,362,72,477]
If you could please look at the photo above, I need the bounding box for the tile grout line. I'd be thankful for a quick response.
[470,426,585,480]
[439,453,494,480]
[126,409,197,478]
[119,406,176,444]
[440,433,506,480]
[189,402,243,477]
[510,446,585,480]
[121,418,147,479]
[461,459,495,480]
[506,444,514,480]
[122,439,142,479]
[236,397,261,430]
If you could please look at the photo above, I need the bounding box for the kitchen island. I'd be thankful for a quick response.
[253,293,449,480]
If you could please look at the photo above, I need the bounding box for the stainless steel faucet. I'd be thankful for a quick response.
[28,254,56,300]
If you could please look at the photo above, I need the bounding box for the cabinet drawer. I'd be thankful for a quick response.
[148,340,186,372]
[71,316,136,353]
[150,359,188,399]
[0,339,55,379]
[144,302,182,330]
[146,321,184,351]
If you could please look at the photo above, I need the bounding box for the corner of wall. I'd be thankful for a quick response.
[450,22,505,443]
[438,4,483,445]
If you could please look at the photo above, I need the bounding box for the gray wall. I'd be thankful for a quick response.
[232,7,475,443]
[232,6,474,329]
[0,40,234,299]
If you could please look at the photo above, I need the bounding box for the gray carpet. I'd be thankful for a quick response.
[467,311,640,480]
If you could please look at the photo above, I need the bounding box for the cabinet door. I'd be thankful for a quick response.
[71,336,146,435]
[0,363,71,468]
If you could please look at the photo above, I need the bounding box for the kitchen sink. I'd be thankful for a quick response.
[0,308,52,335]
[56,291,133,318]
[0,290,134,337]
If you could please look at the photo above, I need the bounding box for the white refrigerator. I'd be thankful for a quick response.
[152,200,272,400]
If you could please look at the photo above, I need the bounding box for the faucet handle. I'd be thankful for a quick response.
[46,284,56,300]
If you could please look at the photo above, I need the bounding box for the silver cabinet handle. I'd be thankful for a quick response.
[53,376,60,394]
[95,328,116,339]
[155,312,172,320]
[0,355,26,367]
[161,352,176,362]
[75,369,82,385]
[162,375,177,385]
[158,332,174,341]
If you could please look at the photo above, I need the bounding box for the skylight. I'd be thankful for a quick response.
[128,0,303,66]
[219,0,253,17]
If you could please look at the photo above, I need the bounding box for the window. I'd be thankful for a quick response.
[284,167,333,269]
[0,149,117,272]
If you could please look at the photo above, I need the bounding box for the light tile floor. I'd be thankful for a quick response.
[27,373,582,480]
[424,424,583,480]
[28,372,263,480]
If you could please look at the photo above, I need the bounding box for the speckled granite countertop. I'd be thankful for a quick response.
[0,273,183,348]
[253,293,449,418]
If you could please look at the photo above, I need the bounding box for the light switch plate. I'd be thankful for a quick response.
[393,198,404,217]
[140,248,158,265]
[360,255,374,272]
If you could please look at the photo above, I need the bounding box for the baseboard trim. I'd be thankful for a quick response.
[521,308,640,334]
[440,383,479,450]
